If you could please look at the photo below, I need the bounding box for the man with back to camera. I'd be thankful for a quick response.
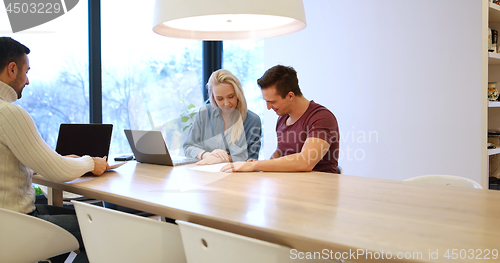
[0,37,109,263]
[221,65,339,173]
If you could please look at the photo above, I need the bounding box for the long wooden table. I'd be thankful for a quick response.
[33,161,500,262]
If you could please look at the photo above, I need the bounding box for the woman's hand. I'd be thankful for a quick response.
[197,149,231,165]
[196,154,223,165]
[209,149,231,162]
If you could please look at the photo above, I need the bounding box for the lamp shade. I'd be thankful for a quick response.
[152,0,306,40]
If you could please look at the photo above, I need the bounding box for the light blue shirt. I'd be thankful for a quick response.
[183,104,261,161]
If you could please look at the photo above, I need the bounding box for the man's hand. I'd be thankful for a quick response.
[91,156,109,176]
[220,161,256,173]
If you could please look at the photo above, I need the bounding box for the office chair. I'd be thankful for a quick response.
[0,207,79,263]
[71,200,186,263]
[337,166,343,174]
[176,220,341,263]
[404,175,483,189]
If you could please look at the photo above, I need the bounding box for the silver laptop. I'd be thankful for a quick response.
[124,130,198,166]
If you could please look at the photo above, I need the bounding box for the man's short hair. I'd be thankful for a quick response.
[257,65,302,98]
[0,37,30,72]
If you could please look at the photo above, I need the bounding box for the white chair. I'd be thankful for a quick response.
[71,200,186,263]
[404,175,483,189]
[0,207,79,263]
[176,220,339,263]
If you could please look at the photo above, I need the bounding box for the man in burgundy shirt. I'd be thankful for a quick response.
[221,65,339,173]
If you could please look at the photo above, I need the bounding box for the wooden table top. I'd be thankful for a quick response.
[33,161,500,262]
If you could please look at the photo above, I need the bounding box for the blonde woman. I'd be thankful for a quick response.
[184,69,262,165]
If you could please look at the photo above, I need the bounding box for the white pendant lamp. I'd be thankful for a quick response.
[152,0,306,40]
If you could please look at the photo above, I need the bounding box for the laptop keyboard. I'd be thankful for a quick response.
[172,157,198,165]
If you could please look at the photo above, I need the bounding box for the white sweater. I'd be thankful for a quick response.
[0,81,94,213]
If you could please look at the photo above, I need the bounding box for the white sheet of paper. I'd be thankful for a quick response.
[108,162,126,170]
[189,163,227,172]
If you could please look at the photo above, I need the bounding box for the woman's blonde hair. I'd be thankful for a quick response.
[207,69,247,144]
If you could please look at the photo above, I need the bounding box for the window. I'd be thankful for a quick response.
[223,39,265,118]
[2,0,89,149]
[101,0,203,155]
[2,0,264,158]
[223,39,265,158]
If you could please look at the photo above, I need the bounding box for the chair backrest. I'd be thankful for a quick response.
[176,220,328,263]
[72,200,186,263]
[0,207,79,263]
[404,175,483,189]
[336,166,343,174]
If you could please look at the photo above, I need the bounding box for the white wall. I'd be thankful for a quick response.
[262,0,483,182]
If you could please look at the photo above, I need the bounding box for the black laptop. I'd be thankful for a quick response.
[55,124,113,159]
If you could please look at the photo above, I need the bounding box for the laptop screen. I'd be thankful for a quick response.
[55,124,113,159]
